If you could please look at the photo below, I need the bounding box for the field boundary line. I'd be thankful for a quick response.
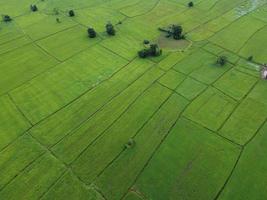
[214,148,244,200]
[68,71,167,167]
[243,117,267,146]
[217,78,260,134]
[49,63,158,150]
[120,0,161,19]
[90,80,170,176]
[7,94,33,126]
[182,116,242,148]
[0,146,47,192]
[237,24,267,54]
[0,57,137,154]
[99,43,132,61]
[92,84,175,199]
[119,91,192,200]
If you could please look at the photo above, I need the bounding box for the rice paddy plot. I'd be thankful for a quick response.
[29,58,154,147]
[51,67,164,165]
[10,45,128,124]
[214,68,258,100]
[218,122,267,200]
[0,134,45,190]
[209,15,266,53]
[41,171,104,200]
[95,93,189,200]
[0,153,65,200]
[219,97,267,145]
[183,87,237,131]
[36,25,101,61]
[71,83,172,184]
[15,12,77,41]
[133,118,241,200]
[239,26,267,63]
[0,44,59,95]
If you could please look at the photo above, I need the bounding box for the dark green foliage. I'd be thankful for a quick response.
[118,21,122,25]
[172,25,183,40]
[217,56,228,66]
[138,49,149,58]
[69,10,75,17]
[2,15,12,22]
[188,2,194,7]
[53,8,59,15]
[143,40,150,44]
[248,56,253,61]
[159,25,184,40]
[125,138,135,149]
[138,44,162,58]
[87,27,96,38]
[106,22,116,35]
[56,18,60,23]
[30,5,38,12]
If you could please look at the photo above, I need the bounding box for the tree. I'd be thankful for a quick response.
[138,49,148,58]
[248,56,253,61]
[138,44,162,58]
[56,18,61,23]
[217,56,227,66]
[143,39,150,44]
[30,5,38,12]
[2,15,12,22]
[106,22,115,36]
[172,25,183,40]
[150,44,161,56]
[69,10,75,17]
[87,27,96,38]
[125,138,135,149]
[188,2,194,7]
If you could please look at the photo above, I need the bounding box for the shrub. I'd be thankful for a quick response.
[143,40,150,44]
[188,2,194,7]
[69,10,75,17]
[30,5,38,12]
[106,22,115,36]
[248,56,253,61]
[2,15,12,22]
[53,8,59,15]
[87,27,96,38]
[56,18,60,23]
[125,138,135,149]
[217,56,227,66]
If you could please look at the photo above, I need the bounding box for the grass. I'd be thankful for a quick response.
[0,0,267,199]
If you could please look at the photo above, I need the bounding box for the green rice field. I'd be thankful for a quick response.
[0,0,267,199]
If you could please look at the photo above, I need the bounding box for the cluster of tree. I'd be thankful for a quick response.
[106,22,115,35]
[248,55,253,61]
[188,2,194,7]
[30,5,38,12]
[159,25,185,40]
[138,44,162,58]
[86,23,116,38]
[2,15,12,22]
[217,56,227,66]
